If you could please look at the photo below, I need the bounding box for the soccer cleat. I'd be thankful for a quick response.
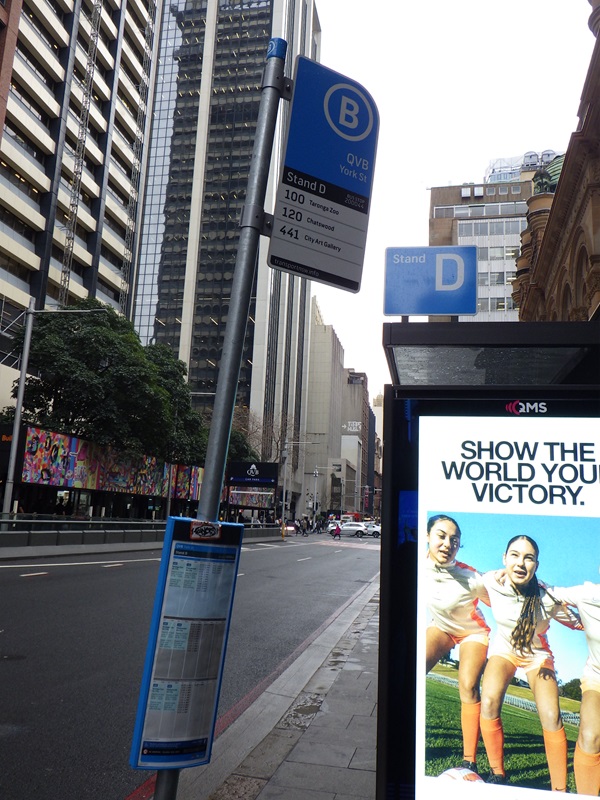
[460,760,478,774]
[486,772,507,785]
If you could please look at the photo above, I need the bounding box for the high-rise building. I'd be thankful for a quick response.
[132,0,320,463]
[0,0,156,400]
[429,152,559,322]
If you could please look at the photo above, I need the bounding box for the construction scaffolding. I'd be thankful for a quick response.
[58,0,103,308]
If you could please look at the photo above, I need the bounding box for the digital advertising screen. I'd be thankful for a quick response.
[379,388,600,800]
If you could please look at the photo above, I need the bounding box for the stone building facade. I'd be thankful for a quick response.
[513,0,600,321]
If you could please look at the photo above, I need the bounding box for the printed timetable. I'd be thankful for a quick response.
[269,166,370,292]
[130,520,243,770]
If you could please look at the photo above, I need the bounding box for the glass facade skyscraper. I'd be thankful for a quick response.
[133,0,319,461]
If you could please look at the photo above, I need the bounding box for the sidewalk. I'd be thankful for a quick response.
[179,578,379,800]
[0,538,380,800]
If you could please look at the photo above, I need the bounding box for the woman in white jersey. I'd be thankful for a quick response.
[425,514,490,773]
[552,581,600,796]
[479,535,581,790]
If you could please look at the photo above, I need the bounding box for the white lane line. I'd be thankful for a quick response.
[0,558,161,569]
[102,563,123,568]
[237,573,245,577]
[297,557,312,562]
[20,572,48,577]
[254,543,279,548]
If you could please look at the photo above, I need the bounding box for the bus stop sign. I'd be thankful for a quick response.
[268,56,379,293]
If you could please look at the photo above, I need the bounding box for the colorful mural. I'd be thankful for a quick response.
[19,427,203,498]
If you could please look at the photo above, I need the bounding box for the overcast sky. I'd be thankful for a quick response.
[309,0,596,397]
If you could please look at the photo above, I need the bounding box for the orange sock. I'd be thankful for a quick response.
[574,742,600,796]
[480,716,505,776]
[461,701,481,763]
[542,727,567,792]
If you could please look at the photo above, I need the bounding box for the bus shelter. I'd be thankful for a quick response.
[377,321,600,800]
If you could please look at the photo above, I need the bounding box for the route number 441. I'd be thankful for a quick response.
[279,225,299,240]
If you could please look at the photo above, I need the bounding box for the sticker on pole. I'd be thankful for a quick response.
[268,56,379,293]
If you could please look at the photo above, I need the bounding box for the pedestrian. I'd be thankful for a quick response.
[333,523,341,540]
[425,514,490,774]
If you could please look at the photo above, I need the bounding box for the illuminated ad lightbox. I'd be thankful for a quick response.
[379,389,600,800]
[130,518,243,770]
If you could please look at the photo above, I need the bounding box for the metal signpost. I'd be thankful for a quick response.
[138,37,290,800]
[384,246,477,316]
[268,56,379,292]
[134,40,379,800]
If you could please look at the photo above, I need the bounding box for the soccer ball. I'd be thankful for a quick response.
[438,767,484,782]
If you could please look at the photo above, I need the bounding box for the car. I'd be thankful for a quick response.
[365,523,381,538]
[340,521,368,538]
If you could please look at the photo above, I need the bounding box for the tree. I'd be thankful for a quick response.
[145,343,208,464]
[2,300,198,459]
[559,678,582,702]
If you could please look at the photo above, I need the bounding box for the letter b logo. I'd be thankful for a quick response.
[324,83,374,142]
[339,96,359,129]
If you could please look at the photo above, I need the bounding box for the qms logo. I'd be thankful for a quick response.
[506,400,548,416]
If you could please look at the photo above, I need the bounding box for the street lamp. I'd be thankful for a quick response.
[1,300,107,520]
[279,439,315,539]
[312,466,318,529]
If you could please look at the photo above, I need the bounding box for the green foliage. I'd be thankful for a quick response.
[3,300,206,461]
[560,678,582,702]
[425,678,578,791]
[227,427,260,463]
[2,299,260,466]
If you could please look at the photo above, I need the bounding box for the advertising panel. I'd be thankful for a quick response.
[380,389,600,799]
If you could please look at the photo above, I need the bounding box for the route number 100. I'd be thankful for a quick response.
[284,189,305,204]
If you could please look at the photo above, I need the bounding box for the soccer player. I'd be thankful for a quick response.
[425,514,490,773]
[479,535,581,791]
[551,581,600,796]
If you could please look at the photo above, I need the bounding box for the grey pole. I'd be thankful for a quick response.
[280,439,288,539]
[196,38,288,524]
[153,769,179,800]
[313,467,318,528]
[153,37,288,800]
[1,297,35,521]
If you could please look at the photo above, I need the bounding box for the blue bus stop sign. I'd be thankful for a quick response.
[384,246,478,315]
[268,56,379,292]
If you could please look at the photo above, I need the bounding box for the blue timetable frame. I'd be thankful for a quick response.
[130,518,243,770]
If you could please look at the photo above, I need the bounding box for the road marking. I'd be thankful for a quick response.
[0,557,161,569]
[20,572,48,577]
[102,563,123,568]
[297,557,312,562]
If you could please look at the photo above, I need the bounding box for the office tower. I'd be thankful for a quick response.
[0,0,156,400]
[429,151,560,321]
[132,0,320,463]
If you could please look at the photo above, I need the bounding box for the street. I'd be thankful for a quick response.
[0,535,380,800]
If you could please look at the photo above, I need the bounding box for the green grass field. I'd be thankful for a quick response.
[426,678,580,792]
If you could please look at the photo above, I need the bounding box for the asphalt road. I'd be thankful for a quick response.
[0,535,380,800]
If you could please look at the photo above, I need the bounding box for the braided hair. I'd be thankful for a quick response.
[506,535,541,655]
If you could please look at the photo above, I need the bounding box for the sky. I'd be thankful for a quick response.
[309,0,596,398]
